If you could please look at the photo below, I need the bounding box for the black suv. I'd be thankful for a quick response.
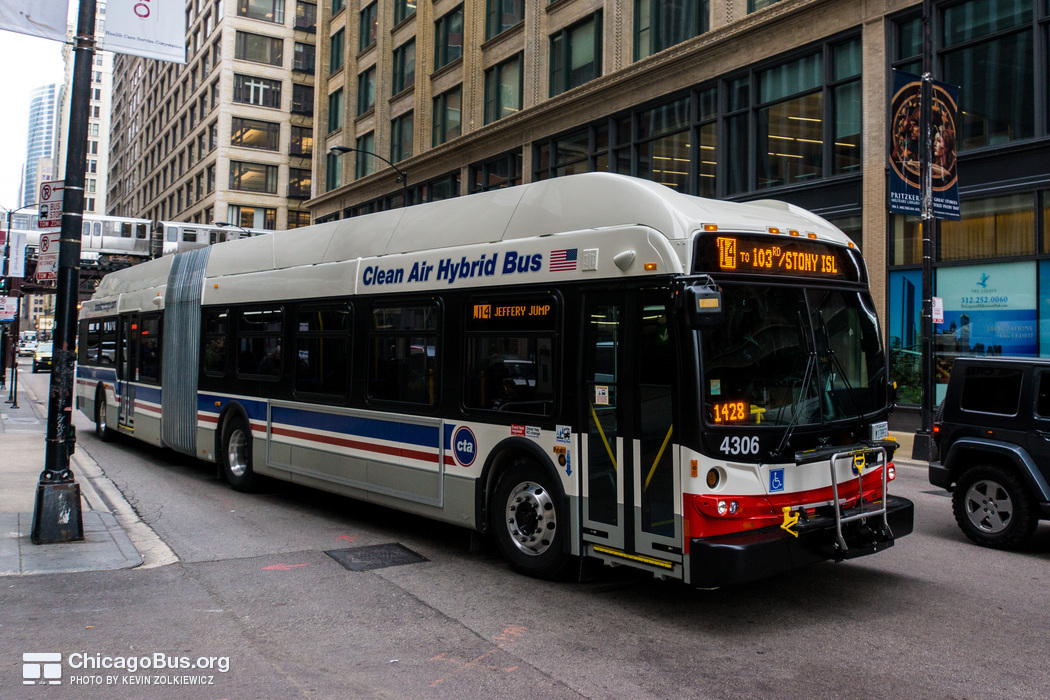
[930,356,1050,549]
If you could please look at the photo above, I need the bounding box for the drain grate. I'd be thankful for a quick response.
[325,543,429,572]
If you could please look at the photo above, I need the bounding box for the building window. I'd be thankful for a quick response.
[328,88,343,133]
[289,167,311,197]
[433,86,462,146]
[235,31,283,66]
[392,39,415,95]
[635,0,708,61]
[359,2,377,51]
[391,112,413,163]
[229,205,278,229]
[355,132,375,178]
[485,0,523,40]
[231,117,280,150]
[550,12,602,97]
[326,151,342,191]
[484,53,522,124]
[288,210,311,228]
[434,6,463,70]
[470,150,522,193]
[329,28,344,73]
[394,0,415,24]
[293,42,315,72]
[233,74,282,108]
[357,66,376,115]
[237,0,285,24]
[229,161,279,194]
[291,83,314,114]
[295,1,316,30]
[291,125,313,155]
[331,0,344,15]
[748,0,781,11]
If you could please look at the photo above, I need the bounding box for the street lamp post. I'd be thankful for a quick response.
[2,203,40,409]
[328,146,410,206]
[30,0,98,545]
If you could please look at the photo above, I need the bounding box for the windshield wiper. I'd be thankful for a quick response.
[772,311,817,459]
[816,310,864,422]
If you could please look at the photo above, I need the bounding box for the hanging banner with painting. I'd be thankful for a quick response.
[888,70,961,221]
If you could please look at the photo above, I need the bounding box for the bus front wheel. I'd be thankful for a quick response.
[221,415,257,492]
[491,462,572,580]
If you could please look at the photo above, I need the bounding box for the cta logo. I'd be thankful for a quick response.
[453,426,477,467]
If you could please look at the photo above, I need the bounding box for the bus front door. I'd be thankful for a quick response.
[118,314,139,431]
[581,289,682,573]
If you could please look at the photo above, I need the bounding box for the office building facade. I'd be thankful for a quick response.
[107,0,318,230]
[21,84,61,208]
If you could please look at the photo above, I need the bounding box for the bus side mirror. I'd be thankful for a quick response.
[684,281,723,329]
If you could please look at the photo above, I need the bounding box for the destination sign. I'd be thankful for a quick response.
[710,400,750,424]
[694,233,862,283]
[466,296,557,332]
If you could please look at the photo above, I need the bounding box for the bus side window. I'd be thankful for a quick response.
[367,303,440,405]
[202,309,229,376]
[294,304,352,399]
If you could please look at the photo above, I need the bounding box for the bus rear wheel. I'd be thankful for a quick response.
[95,390,115,442]
[221,415,257,492]
[491,462,572,580]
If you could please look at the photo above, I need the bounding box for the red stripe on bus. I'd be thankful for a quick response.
[271,425,442,464]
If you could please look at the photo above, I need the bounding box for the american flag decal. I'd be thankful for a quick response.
[550,248,578,272]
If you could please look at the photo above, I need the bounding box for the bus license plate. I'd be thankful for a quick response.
[870,421,888,441]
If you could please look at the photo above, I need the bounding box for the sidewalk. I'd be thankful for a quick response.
[0,368,145,576]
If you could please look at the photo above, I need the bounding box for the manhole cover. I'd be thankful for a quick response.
[325,543,428,572]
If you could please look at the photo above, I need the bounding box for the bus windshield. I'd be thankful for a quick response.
[700,283,885,427]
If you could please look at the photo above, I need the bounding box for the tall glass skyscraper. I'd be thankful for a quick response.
[22,83,60,207]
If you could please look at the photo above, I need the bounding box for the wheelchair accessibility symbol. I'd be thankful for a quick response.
[769,468,785,493]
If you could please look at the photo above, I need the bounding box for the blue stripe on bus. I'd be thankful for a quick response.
[198,393,455,452]
[77,366,118,381]
[135,385,162,403]
[271,405,439,446]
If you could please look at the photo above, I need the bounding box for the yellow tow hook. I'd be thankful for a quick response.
[781,507,800,538]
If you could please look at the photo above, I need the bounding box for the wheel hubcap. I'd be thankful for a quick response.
[505,481,557,556]
[964,479,1013,534]
[227,428,249,478]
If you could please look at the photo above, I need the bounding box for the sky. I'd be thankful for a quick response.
[0,23,71,211]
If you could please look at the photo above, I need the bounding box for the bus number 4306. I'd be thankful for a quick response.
[720,435,760,456]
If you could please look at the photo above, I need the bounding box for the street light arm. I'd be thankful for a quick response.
[329,146,408,185]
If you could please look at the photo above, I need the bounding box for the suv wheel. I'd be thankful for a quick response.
[952,464,1038,550]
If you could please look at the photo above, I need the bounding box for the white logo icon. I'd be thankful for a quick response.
[23,653,62,685]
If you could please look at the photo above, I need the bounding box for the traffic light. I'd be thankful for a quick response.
[0,277,7,295]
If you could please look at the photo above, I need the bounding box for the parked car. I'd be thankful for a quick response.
[930,356,1050,549]
[18,340,37,357]
[32,342,53,373]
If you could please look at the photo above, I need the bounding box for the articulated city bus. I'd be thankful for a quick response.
[75,173,913,587]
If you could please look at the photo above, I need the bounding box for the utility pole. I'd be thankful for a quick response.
[911,0,939,461]
[31,0,97,544]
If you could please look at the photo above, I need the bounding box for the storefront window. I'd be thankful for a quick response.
[939,193,1035,261]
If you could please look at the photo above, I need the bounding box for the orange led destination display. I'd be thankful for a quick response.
[466,296,557,332]
[711,400,749,423]
[694,233,861,282]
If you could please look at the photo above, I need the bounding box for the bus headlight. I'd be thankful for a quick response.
[716,500,739,516]
[717,500,728,515]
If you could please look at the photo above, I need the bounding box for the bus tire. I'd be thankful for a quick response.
[221,415,257,492]
[491,461,572,580]
[95,390,115,442]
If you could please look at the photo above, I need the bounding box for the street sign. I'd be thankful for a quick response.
[0,295,17,320]
[932,296,944,325]
[38,180,64,228]
[36,232,60,282]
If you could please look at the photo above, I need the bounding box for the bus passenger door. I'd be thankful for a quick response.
[581,290,681,569]
[118,314,139,431]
